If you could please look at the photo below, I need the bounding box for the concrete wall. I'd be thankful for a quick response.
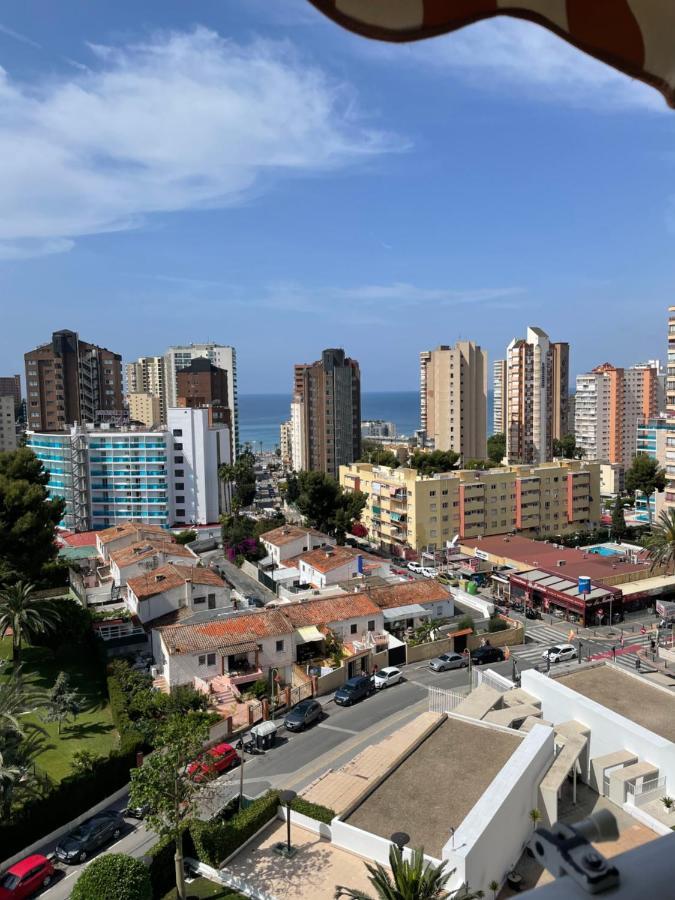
[315,666,347,696]
[522,668,675,788]
[450,722,555,895]
[407,637,454,664]
[467,622,524,650]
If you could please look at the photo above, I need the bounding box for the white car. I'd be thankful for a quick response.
[373,666,402,689]
[542,643,577,664]
[421,567,437,578]
[407,562,423,573]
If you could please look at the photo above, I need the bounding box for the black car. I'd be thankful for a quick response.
[284,699,323,731]
[55,811,124,864]
[334,675,374,706]
[470,645,505,666]
[525,607,542,620]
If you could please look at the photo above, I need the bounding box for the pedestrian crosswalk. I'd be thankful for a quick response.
[510,629,660,674]
[522,623,572,646]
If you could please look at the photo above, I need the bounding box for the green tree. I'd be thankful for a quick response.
[625,453,666,525]
[409,450,459,476]
[219,449,257,509]
[174,529,197,545]
[359,441,400,468]
[610,500,628,541]
[553,434,582,459]
[284,471,300,503]
[645,508,675,573]
[487,433,506,465]
[129,715,212,900]
[0,582,62,667]
[335,844,462,900]
[71,748,100,775]
[0,448,65,585]
[294,471,366,537]
[44,671,81,734]
[463,459,496,470]
[71,853,151,900]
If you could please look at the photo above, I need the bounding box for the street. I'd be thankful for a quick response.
[200,550,277,606]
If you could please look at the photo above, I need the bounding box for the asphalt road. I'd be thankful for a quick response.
[200,550,277,605]
[36,654,532,899]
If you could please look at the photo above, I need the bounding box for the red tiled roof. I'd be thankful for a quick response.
[281,594,380,626]
[298,546,361,574]
[128,563,223,600]
[260,525,328,547]
[109,540,196,569]
[158,609,292,654]
[365,580,450,610]
[97,522,169,544]
[59,530,98,548]
[461,536,649,583]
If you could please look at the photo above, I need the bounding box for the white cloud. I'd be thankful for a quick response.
[0,28,401,257]
[367,17,664,112]
[0,23,41,49]
[0,238,74,260]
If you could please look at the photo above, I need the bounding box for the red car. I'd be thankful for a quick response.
[0,855,55,899]
[188,742,238,782]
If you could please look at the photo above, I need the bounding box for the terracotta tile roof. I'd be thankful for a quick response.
[281,594,380,627]
[260,525,328,547]
[128,563,223,600]
[298,546,361,574]
[364,580,450,610]
[97,522,169,544]
[59,530,99,548]
[109,540,196,569]
[461,535,649,583]
[158,609,292,654]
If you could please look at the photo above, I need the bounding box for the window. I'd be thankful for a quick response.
[194,596,205,605]
[207,653,216,666]
[429,490,436,496]
[174,442,183,450]
[208,593,216,610]
[175,469,184,477]
[175,495,185,503]
[173,429,183,437]
[174,455,183,464]
[350,623,358,634]
[176,508,185,517]
[368,620,375,631]
[276,639,285,653]
[175,482,184,491]
[198,654,206,666]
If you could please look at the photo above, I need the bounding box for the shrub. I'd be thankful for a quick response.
[487,615,509,633]
[190,790,280,867]
[249,679,269,700]
[31,597,93,650]
[455,615,475,633]
[71,853,151,900]
[147,828,194,899]
[175,529,198,545]
[289,797,335,824]
[107,672,146,754]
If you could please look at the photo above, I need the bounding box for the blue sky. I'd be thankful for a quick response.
[1,0,674,393]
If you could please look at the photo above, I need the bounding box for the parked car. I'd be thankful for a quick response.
[284,699,323,731]
[54,811,124,864]
[421,567,437,578]
[187,742,238,782]
[407,562,422,573]
[373,666,402,689]
[525,607,542,620]
[470,645,505,666]
[0,855,55,898]
[429,652,468,672]
[334,675,374,706]
[437,574,452,585]
[542,643,577,663]
[124,803,151,820]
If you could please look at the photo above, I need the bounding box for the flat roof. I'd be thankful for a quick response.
[345,717,521,858]
[461,535,648,582]
[558,666,675,743]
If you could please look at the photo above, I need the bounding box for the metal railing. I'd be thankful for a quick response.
[626,776,666,807]
[471,667,515,693]
[428,686,465,714]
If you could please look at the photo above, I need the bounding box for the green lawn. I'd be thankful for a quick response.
[0,637,118,782]
[162,878,247,899]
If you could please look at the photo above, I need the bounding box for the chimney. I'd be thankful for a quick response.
[557,560,566,567]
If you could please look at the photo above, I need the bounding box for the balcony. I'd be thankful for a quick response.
[230,667,264,687]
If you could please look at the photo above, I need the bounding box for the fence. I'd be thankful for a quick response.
[626,776,667,808]
[471,668,515,693]
[428,686,466,714]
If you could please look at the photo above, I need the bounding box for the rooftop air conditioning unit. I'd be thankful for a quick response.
[557,560,566,567]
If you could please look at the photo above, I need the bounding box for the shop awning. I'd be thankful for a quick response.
[309,2,675,109]
[296,625,324,644]
[383,603,429,621]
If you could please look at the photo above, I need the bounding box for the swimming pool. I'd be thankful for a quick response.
[587,546,624,557]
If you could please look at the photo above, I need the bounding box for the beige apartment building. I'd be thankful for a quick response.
[420,342,487,461]
[340,459,600,554]
[126,356,167,423]
[128,392,162,428]
[0,395,17,453]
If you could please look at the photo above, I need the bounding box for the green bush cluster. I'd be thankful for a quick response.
[190,791,280,867]
[289,797,335,824]
[487,616,510,633]
[147,828,195,899]
[71,853,151,900]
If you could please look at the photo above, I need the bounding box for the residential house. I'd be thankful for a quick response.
[260,524,334,565]
[155,609,294,689]
[297,546,364,588]
[109,540,199,587]
[96,522,169,562]
[365,580,455,631]
[127,564,230,626]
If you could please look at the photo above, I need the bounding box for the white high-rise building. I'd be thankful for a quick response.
[164,344,238,457]
[290,398,306,472]
[574,372,610,462]
[493,359,507,435]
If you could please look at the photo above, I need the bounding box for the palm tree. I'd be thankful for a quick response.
[645,509,675,573]
[0,582,61,667]
[335,844,468,900]
[529,808,542,830]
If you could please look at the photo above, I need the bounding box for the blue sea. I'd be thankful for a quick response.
[239,391,495,451]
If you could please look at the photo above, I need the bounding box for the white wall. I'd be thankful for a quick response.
[299,558,359,587]
[128,581,230,624]
[451,586,494,617]
[161,632,293,687]
[521,668,675,788]
[449,721,554,895]
[111,549,199,586]
[324,612,384,642]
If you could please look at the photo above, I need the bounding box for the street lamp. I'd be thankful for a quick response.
[279,789,297,858]
[236,738,246,811]
[390,832,410,853]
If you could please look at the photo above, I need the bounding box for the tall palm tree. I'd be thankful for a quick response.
[645,508,675,574]
[335,844,472,900]
[0,582,61,667]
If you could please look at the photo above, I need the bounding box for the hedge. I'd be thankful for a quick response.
[289,797,335,824]
[189,790,280,867]
[107,673,147,754]
[0,748,139,859]
[147,827,194,900]
[71,853,151,900]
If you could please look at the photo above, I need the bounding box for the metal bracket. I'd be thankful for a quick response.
[528,810,620,895]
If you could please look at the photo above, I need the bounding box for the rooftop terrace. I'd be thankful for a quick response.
[557,665,675,743]
[345,717,521,859]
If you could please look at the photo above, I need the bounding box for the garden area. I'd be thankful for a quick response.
[161,879,247,899]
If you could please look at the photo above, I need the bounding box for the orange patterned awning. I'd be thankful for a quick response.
[309,1,675,108]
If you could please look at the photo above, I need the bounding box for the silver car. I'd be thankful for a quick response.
[429,652,468,672]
